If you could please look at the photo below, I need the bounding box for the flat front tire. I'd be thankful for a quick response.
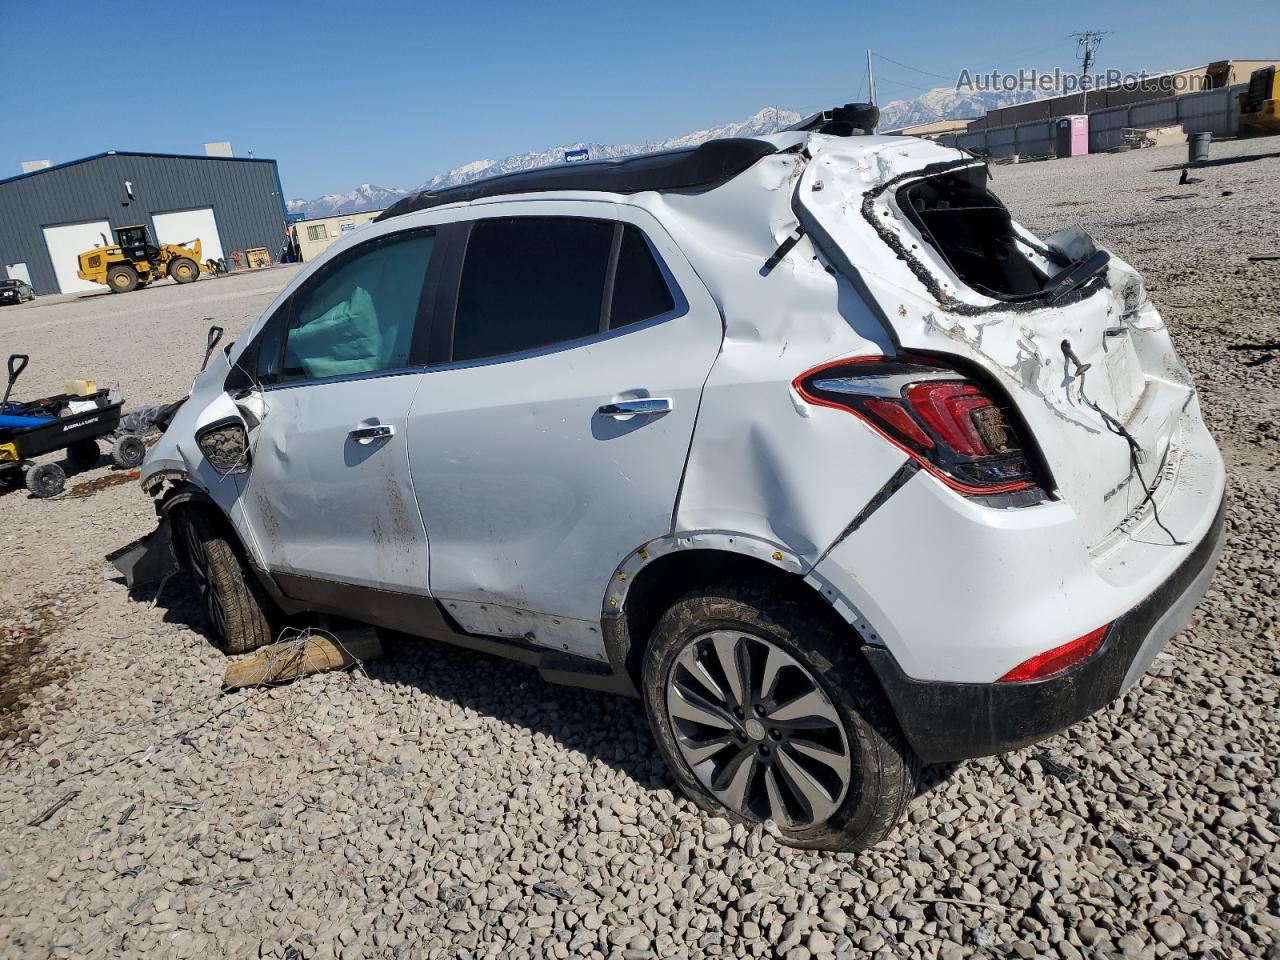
[176,510,272,654]
[642,584,919,851]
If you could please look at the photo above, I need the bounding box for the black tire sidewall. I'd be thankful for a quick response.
[112,435,146,468]
[641,586,918,852]
[176,509,272,654]
[25,462,66,497]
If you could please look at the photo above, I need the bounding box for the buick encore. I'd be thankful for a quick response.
[140,107,1225,850]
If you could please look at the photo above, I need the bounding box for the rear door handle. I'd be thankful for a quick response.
[597,398,673,418]
[349,424,394,444]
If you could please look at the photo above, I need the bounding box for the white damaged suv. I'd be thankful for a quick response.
[139,105,1225,850]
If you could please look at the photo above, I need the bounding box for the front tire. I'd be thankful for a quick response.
[642,584,918,851]
[175,510,273,654]
[169,257,199,284]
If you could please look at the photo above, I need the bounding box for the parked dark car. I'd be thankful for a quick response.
[0,279,35,305]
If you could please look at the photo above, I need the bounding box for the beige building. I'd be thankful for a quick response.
[292,210,383,262]
[967,58,1280,130]
[887,118,976,140]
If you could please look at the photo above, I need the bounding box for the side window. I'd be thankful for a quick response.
[276,230,434,382]
[609,225,676,329]
[453,218,613,363]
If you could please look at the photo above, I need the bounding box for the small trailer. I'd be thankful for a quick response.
[0,355,145,498]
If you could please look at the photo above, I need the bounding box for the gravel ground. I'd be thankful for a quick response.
[1,137,1277,960]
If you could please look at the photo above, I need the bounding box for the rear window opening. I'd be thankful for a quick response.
[896,168,1052,300]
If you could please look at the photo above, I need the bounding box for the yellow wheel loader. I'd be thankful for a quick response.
[76,225,212,294]
[1241,65,1279,135]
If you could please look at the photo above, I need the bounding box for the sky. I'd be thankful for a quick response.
[1,0,1272,199]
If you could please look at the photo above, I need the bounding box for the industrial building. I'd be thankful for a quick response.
[290,209,383,262]
[0,151,288,295]
[965,59,1279,130]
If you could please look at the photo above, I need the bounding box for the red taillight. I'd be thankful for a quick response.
[864,398,934,448]
[997,625,1109,683]
[906,382,993,457]
[794,354,1041,496]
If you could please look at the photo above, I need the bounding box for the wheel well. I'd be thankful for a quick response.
[610,549,860,694]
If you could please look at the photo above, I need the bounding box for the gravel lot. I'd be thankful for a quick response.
[1,137,1278,960]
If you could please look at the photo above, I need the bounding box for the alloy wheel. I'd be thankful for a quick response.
[665,630,852,828]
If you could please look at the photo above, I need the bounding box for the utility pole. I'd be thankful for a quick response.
[1070,30,1110,112]
[866,48,878,132]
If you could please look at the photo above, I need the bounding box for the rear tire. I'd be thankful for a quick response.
[169,257,199,284]
[25,462,66,498]
[66,438,100,472]
[642,583,919,852]
[107,264,138,293]
[175,509,272,654]
[111,435,146,469]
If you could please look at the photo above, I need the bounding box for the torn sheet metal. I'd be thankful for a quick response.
[793,135,1203,552]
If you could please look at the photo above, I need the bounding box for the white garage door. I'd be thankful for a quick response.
[153,208,224,265]
[42,220,113,294]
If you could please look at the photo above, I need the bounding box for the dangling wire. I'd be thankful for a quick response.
[1061,340,1184,546]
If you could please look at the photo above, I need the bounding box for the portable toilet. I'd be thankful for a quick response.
[1055,115,1089,157]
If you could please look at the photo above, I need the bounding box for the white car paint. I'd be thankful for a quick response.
[142,129,1224,691]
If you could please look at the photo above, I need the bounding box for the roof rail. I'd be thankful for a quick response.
[374,138,778,222]
[789,103,880,137]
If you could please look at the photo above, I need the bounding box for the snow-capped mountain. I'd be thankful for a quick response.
[286,183,410,218]
[285,89,1043,219]
[877,83,1060,131]
[287,107,801,219]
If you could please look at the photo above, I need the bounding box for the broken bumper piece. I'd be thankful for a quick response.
[862,495,1226,763]
[106,518,180,589]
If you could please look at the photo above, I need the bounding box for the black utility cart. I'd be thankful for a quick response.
[0,355,146,498]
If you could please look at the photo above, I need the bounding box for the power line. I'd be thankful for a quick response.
[871,52,953,83]
[873,73,940,94]
[1070,30,1110,78]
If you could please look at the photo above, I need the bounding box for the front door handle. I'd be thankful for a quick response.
[349,424,395,444]
[597,397,673,418]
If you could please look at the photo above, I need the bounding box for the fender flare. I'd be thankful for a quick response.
[599,530,885,694]
[601,530,808,619]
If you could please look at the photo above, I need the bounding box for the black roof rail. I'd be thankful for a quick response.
[374,138,779,222]
[789,103,880,137]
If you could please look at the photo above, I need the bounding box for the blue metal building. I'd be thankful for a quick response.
[0,151,288,295]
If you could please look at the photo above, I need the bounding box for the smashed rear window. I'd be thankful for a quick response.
[896,168,1049,299]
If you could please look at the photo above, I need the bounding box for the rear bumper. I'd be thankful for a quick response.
[863,494,1226,762]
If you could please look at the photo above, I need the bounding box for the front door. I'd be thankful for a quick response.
[405,210,723,658]
[234,227,438,598]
